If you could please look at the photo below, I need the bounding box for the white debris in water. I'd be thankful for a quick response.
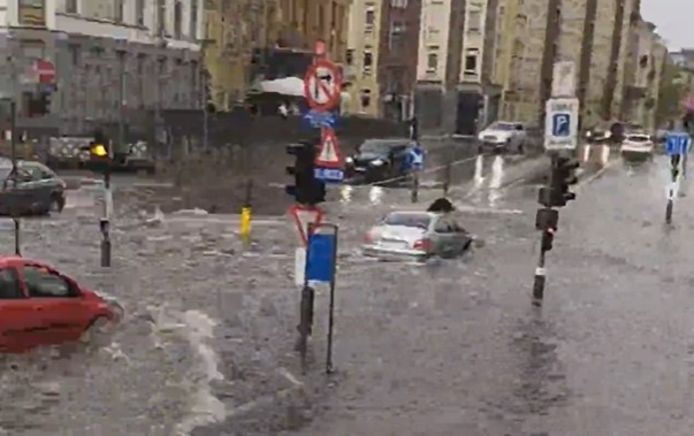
[172,208,209,217]
[174,310,227,436]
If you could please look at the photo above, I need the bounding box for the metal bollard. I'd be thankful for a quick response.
[100,218,111,267]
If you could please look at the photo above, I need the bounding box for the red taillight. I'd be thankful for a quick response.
[364,232,373,243]
[413,238,431,252]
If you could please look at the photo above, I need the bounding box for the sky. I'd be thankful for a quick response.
[641,0,693,50]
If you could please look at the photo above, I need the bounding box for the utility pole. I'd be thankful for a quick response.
[117,49,126,162]
[10,98,19,256]
[5,46,21,256]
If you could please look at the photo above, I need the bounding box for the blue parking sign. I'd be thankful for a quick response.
[665,132,691,156]
[552,113,571,137]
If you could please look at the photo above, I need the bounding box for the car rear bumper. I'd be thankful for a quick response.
[362,244,428,261]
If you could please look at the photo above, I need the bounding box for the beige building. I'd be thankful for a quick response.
[622,18,666,131]
[345,0,383,117]
[494,0,548,124]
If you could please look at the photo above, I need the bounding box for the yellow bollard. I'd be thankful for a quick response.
[240,206,252,245]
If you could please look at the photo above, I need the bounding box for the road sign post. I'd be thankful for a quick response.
[664,132,691,223]
[544,98,579,151]
[297,222,338,374]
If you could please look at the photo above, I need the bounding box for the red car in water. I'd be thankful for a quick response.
[0,257,122,352]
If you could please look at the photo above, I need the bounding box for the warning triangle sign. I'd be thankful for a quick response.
[288,205,324,246]
[316,128,342,168]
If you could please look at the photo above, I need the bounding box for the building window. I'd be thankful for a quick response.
[465,49,479,72]
[68,44,80,66]
[363,50,373,74]
[346,49,354,65]
[174,1,183,39]
[427,46,439,71]
[390,0,408,8]
[114,0,123,22]
[136,0,145,26]
[360,89,371,108]
[365,6,375,30]
[190,0,199,39]
[157,0,166,36]
[468,8,482,32]
[389,21,406,51]
[65,0,77,13]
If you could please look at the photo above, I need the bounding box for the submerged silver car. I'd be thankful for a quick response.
[362,210,473,261]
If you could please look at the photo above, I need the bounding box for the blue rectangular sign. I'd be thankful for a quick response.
[302,110,337,129]
[306,233,336,283]
[552,113,571,137]
[665,132,690,156]
[315,167,344,183]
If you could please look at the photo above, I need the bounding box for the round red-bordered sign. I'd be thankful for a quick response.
[303,59,342,111]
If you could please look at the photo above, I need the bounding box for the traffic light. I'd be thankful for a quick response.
[81,131,111,172]
[551,156,579,207]
[285,141,326,206]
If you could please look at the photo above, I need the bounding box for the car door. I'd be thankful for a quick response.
[430,216,456,257]
[4,168,41,215]
[449,218,472,254]
[0,266,39,351]
[20,263,92,344]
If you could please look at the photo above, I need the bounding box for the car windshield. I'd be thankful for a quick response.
[488,122,515,131]
[627,135,650,142]
[383,212,431,229]
[360,140,398,154]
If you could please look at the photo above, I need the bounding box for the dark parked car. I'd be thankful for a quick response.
[0,161,66,216]
[344,139,415,183]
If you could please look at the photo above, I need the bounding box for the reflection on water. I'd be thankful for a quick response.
[340,185,353,204]
[511,317,569,416]
[369,186,384,205]
[473,155,485,189]
[582,145,591,163]
[488,155,505,208]
[600,144,610,165]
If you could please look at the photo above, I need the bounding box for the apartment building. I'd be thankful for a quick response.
[276,0,351,64]
[378,0,421,121]
[0,0,204,136]
[414,0,465,132]
[622,18,666,130]
[494,0,548,124]
[345,0,383,117]
[455,0,487,135]
[203,0,278,111]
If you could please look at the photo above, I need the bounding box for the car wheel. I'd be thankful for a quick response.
[518,140,525,155]
[49,195,63,214]
[80,316,112,346]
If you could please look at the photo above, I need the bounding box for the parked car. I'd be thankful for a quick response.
[620,132,654,161]
[362,210,472,261]
[477,121,527,154]
[0,257,123,352]
[344,139,415,183]
[0,161,66,216]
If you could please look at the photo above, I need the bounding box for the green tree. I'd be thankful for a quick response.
[657,61,688,127]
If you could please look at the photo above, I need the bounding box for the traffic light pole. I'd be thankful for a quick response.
[533,155,556,305]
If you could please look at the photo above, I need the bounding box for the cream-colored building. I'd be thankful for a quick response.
[494,0,547,123]
[622,18,666,131]
[416,0,452,85]
[345,0,383,116]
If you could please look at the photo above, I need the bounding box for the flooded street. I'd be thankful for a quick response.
[1,150,693,435]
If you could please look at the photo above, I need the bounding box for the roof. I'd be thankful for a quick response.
[0,256,34,266]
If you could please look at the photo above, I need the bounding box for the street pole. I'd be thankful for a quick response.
[532,154,557,306]
[100,136,113,267]
[117,50,126,162]
[10,99,20,256]
[202,65,208,151]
